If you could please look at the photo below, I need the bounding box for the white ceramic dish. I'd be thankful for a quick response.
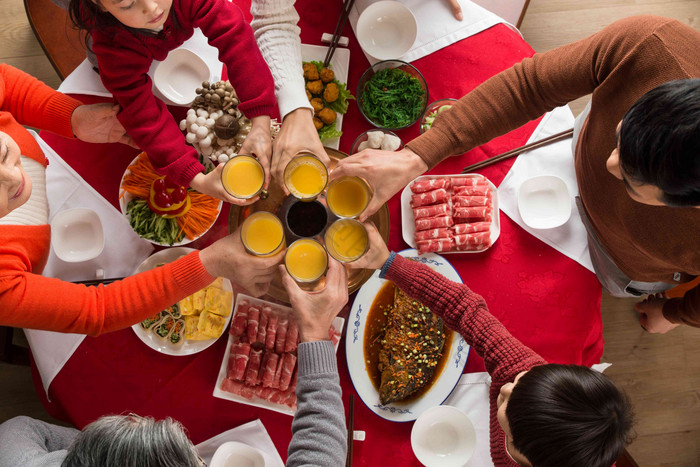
[346,249,469,422]
[209,441,266,467]
[401,174,500,254]
[517,174,571,229]
[154,49,212,106]
[411,405,477,467]
[213,294,344,416]
[51,208,105,262]
[301,44,350,150]
[131,247,232,356]
[356,1,417,60]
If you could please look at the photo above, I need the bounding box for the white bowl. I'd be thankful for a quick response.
[154,49,210,106]
[209,442,265,467]
[51,208,105,262]
[356,1,417,60]
[517,175,572,229]
[411,405,476,467]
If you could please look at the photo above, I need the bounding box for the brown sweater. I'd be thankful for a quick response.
[407,16,700,326]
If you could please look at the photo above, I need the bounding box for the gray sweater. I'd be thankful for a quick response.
[0,341,347,466]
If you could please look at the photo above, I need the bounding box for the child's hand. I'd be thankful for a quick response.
[239,116,272,188]
[190,164,259,206]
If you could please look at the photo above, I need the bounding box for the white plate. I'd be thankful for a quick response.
[213,294,345,416]
[210,441,266,467]
[131,247,232,356]
[411,405,476,466]
[517,174,571,229]
[356,1,417,60]
[401,173,501,254]
[50,208,105,262]
[346,249,469,422]
[119,154,222,247]
[153,49,212,106]
[301,44,350,150]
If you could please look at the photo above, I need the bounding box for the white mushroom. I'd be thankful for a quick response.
[179,120,187,131]
[196,127,209,139]
[185,133,197,144]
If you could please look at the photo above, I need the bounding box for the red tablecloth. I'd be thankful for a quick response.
[34,2,603,465]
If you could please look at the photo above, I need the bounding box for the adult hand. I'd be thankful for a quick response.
[331,147,428,221]
[636,293,680,334]
[189,164,259,206]
[271,108,329,194]
[199,227,284,297]
[444,0,463,20]
[71,103,136,147]
[239,116,273,189]
[347,222,390,271]
[280,258,348,342]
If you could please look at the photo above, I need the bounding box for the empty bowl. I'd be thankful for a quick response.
[209,441,265,467]
[411,405,476,467]
[356,1,417,60]
[51,208,105,262]
[518,175,572,229]
[154,49,211,106]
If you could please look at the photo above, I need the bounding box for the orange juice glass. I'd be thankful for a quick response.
[326,176,371,218]
[284,238,328,283]
[324,218,369,263]
[283,153,328,201]
[240,211,285,257]
[221,155,265,199]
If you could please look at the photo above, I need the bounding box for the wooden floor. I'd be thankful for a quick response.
[2,0,700,465]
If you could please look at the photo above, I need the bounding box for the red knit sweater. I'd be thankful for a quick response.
[0,64,215,335]
[91,0,277,186]
[384,254,547,466]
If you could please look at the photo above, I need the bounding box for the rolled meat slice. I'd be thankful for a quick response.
[279,353,297,392]
[453,206,492,221]
[453,195,490,207]
[261,353,280,388]
[246,307,260,344]
[256,311,269,345]
[452,222,491,234]
[275,317,289,354]
[410,178,451,193]
[410,188,449,208]
[451,177,487,187]
[415,215,454,231]
[265,314,278,351]
[454,231,491,247]
[412,202,450,219]
[221,378,247,396]
[271,354,284,389]
[455,242,490,251]
[414,228,451,242]
[230,301,249,337]
[453,185,490,196]
[417,238,454,254]
[284,320,299,353]
[244,348,263,387]
[230,342,251,381]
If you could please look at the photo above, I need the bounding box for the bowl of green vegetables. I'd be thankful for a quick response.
[357,60,428,130]
[420,98,457,134]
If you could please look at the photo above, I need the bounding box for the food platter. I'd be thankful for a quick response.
[131,247,232,356]
[228,147,390,303]
[346,249,469,422]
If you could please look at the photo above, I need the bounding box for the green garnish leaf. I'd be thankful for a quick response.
[317,121,343,141]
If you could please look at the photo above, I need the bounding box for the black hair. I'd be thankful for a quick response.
[506,364,634,467]
[618,78,700,207]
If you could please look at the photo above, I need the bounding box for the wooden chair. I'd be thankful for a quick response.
[472,0,530,28]
[24,0,87,80]
[617,449,640,467]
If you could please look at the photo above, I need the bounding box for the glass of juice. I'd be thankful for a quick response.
[221,155,265,199]
[326,176,371,218]
[324,218,369,263]
[240,211,286,257]
[283,153,328,201]
[284,238,329,283]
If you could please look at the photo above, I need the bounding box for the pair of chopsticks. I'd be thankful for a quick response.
[345,394,355,467]
[461,128,574,174]
[72,277,124,287]
[323,0,356,67]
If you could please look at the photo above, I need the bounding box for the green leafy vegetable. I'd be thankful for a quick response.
[317,121,343,141]
[126,198,184,246]
[360,68,425,128]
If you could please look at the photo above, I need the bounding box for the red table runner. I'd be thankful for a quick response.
[34,2,603,465]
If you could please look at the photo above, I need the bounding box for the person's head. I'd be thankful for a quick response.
[61,414,202,467]
[496,364,634,467]
[69,0,172,33]
[606,79,700,208]
[0,132,32,218]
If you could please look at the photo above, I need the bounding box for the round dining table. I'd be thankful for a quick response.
[33,1,603,465]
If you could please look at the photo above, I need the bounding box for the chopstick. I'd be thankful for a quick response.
[346,394,355,467]
[460,128,574,174]
[323,0,356,68]
[72,277,124,287]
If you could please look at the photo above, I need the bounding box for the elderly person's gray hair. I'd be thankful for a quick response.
[61,414,201,467]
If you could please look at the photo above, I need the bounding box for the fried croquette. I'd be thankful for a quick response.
[310,98,325,113]
[320,67,335,83]
[313,117,324,130]
[323,82,340,103]
[306,90,312,101]
[306,79,324,95]
[303,62,320,81]
[317,107,337,125]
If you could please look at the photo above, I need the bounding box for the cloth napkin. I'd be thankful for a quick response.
[24,131,154,397]
[497,106,594,273]
[348,0,517,65]
[57,29,223,104]
[195,419,285,467]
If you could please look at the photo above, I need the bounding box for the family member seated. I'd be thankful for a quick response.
[0,64,282,334]
[350,225,634,466]
[333,15,700,334]
[0,258,349,466]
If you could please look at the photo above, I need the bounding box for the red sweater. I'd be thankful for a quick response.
[91,0,277,186]
[384,254,546,467]
[0,64,215,335]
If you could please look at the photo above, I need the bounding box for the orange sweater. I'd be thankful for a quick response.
[0,64,214,335]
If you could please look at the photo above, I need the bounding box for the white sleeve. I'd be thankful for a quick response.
[250,0,313,119]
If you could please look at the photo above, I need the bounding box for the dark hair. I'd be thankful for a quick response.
[506,364,634,467]
[618,78,700,207]
[69,0,122,40]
